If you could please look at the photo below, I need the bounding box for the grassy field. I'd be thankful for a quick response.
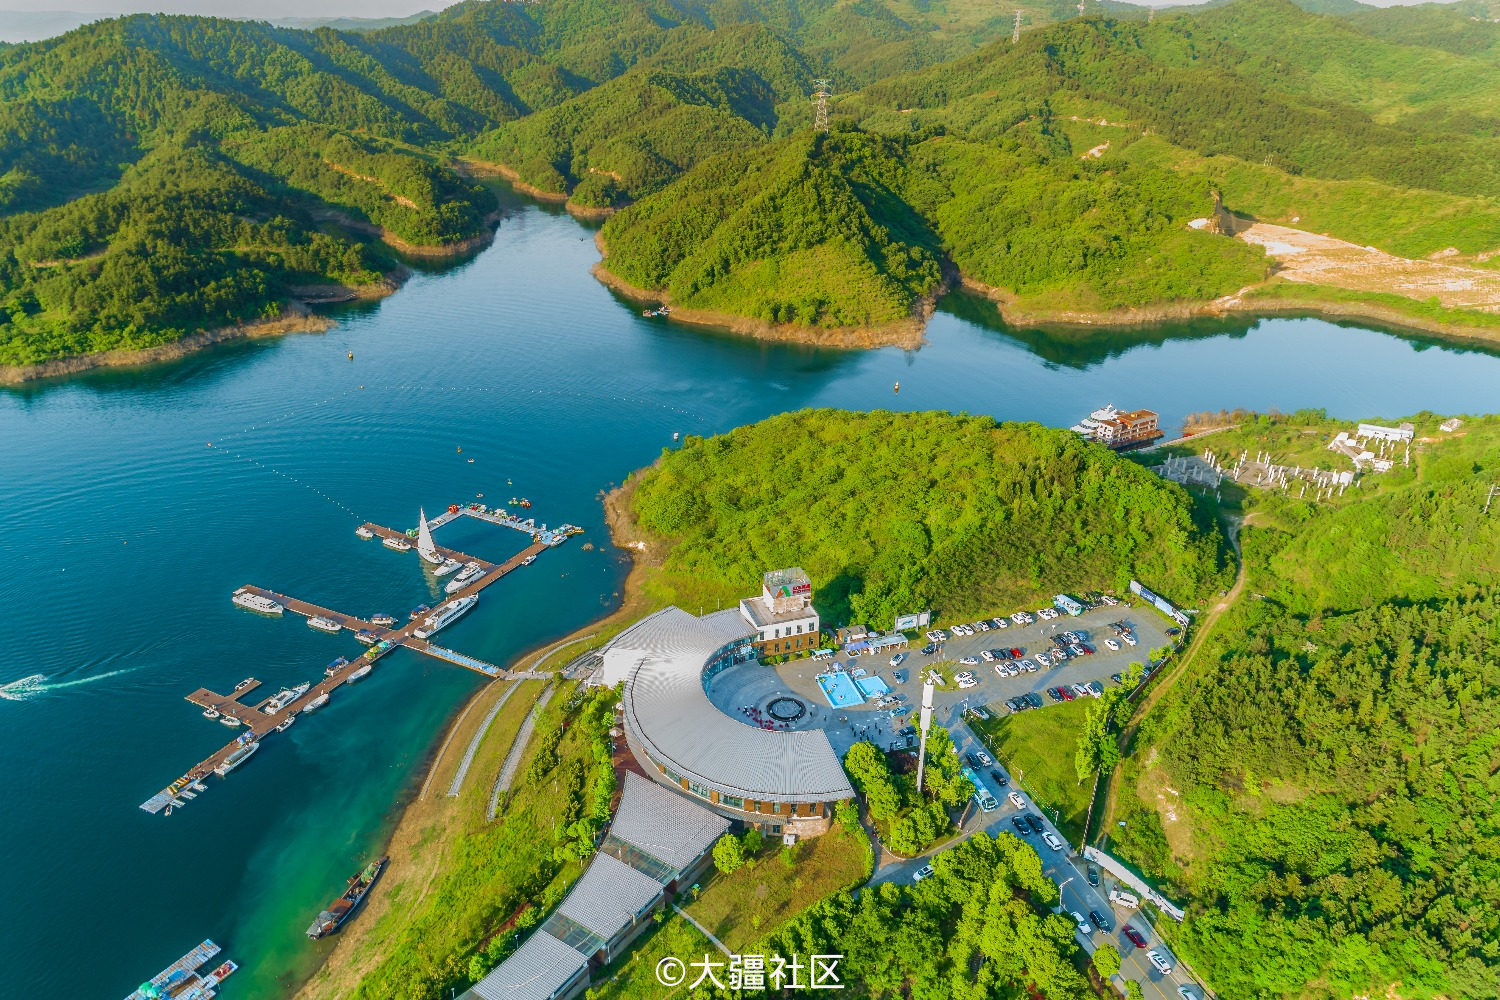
[297,679,607,1000]
[970,698,1095,844]
[682,821,873,952]
[587,914,716,1000]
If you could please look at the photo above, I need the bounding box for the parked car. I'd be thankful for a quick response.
[1008,791,1026,809]
[1059,686,1076,701]
[926,630,946,642]
[1166,627,1181,636]
[1010,815,1029,834]
[1033,651,1051,667]
[1147,950,1174,974]
[980,649,995,662]
[991,618,1009,629]
[1177,988,1200,1000]
[958,677,977,689]
[1085,681,1104,698]
[1089,910,1110,932]
[965,753,981,769]
[975,749,993,766]
[1025,813,1045,834]
[1124,926,1148,949]
[1046,687,1063,703]
[959,655,979,666]
[1025,692,1043,708]
[913,864,935,883]
[990,769,1009,787]
[1105,638,1120,651]
[1070,911,1092,934]
[975,620,990,631]
[889,652,906,667]
[1042,831,1064,851]
[921,644,937,656]
[1110,673,1124,685]
[1009,648,1023,658]
[1070,683,1090,698]
[1087,864,1099,887]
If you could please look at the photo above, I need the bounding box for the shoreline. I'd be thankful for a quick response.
[295,472,659,999]
[458,158,616,221]
[591,232,930,350]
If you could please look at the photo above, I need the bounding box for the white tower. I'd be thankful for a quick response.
[914,680,935,796]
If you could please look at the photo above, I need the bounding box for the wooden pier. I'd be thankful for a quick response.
[140,507,566,816]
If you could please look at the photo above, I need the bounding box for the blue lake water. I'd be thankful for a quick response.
[3,193,1499,998]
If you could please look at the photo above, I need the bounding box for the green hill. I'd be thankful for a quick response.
[625,408,1232,626]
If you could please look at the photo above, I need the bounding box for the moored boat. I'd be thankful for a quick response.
[346,663,373,683]
[232,588,284,615]
[214,741,259,777]
[370,613,396,627]
[416,508,445,565]
[325,656,348,678]
[434,558,461,577]
[307,856,389,939]
[409,603,430,620]
[307,616,342,634]
[413,595,478,639]
[521,555,536,566]
[261,682,311,714]
[219,714,242,727]
[354,629,379,644]
[444,561,484,594]
[234,677,255,691]
[302,692,330,713]
[355,526,375,539]
[382,536,412,552]
[275,715,296,733]
[202,707,220,720]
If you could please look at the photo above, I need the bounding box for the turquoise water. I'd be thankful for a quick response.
[4,193,1500,998]
[855,676,890,700]
[817,671,866,709]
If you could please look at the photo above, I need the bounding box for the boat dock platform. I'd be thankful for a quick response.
[140,509,566,816]
[423,501,583,546]
[126,938,237,1000]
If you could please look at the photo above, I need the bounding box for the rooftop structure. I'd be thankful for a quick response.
[740,567,820,656]
[1356,421,1414,443]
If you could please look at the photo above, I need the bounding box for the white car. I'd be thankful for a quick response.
[1123,634,1138,646]
[976,749,993,766]
[992,618,1009,629]
[1042,832,1064,851]
[926,630,947,642]
[1147,950,1174,974]
[975,620,990,632]
[1039,608,1058,620]
[1010,613,1029,625]
[1104,638,1120,651]
[957,677,977,689]
[890,652,906,667]
[1071,683,1090,698]
[912,864,935,883]
[1017,659,1033,673]
[1008,791,1026,809]
[1070,911,1092,934]
[980,649,995,662]
[1033,651,1050,667]
[1177,988,1200,1000]
[959,655,979,666]
[955,670,975,681]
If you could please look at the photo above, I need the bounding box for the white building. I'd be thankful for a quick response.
[738,567,820,656]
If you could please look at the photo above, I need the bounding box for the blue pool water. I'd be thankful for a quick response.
[855,676,890,699]
[816,672,865,708]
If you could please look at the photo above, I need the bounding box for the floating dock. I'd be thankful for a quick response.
[140,504,571,816]
[126,939,237,1000]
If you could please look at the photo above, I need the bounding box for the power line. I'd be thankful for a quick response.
[812,79,832,132]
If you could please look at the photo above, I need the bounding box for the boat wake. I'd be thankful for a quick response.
[0,667,140,701]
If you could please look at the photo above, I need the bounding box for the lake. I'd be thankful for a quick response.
[2,193,1497,998]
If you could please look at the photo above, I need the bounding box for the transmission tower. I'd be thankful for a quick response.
[812,79,832,132]
[1148,6,1155,22]
[1012,8,1023,43]
[1077,0,1086,16]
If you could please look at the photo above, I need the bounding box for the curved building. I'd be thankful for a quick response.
[601,606,854,836]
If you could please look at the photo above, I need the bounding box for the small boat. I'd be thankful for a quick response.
[355,526,375,540]
[307,616,342,634]
[234,677,255,691]
[276,715,296,733]
[354,629,379,645]
[382,536,412,552]
[215,741,259,777]
[307,857,388,939]
[521,555,536,567]
[202,707,221,720]
[219,714,242,727]
[261,682,311,715]
[233,588,284,615]
[434,558,461,577]
[370,613,396,627]
[302,692,330,713]
[409,604,431,621]
[467,458,474,464]
[325,656,349,678]
[346,663,373,683]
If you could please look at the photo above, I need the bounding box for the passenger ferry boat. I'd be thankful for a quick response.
[354,629,379,644]
[355,525,375,540]
[370,613,396,627]
[444,561,485,594]
[214,741,259,777]
[232,588,284,615]
[261,682,311,714]
[382,536,412,552]
[409,603,431,620]
[325,656,349,678]
[413,595,478,639]
[302,692,330,713]
[1069,403,1163,450]
[307,616,342,634]
[346,663,373,683]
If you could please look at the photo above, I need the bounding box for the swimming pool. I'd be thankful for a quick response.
[855,676,889,699]
[816,671,865,709]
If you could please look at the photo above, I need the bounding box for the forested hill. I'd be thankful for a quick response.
[6,0,1500,371]
[1111,413,1500,999]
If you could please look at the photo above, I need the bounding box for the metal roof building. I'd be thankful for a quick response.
[465,931,588,1000]
[607,607,855,827]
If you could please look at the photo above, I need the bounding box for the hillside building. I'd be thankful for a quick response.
[738,567,821,657]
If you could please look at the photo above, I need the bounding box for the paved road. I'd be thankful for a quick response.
[871,722,1205,1000]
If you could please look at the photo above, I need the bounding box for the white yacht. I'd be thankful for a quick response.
[382,536,412,552]
[261,682,311,715]
[302,692,330,713]
[275,716,296,733]
[202,707,220,720]
[521,555,536,567]
[219,714,242,727]
[434,558,462,577]
[307,616,342,634]
[444,561,485,594]
[232,589,284,615]
[346,663,373,683]
[416,508,444,566]
[214,741,259,777]
[355,526,375,540]
[413,595,478,639]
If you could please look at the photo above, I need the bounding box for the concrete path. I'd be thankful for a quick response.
[488,682,551,820]
[447,680,521,797]
[672,904,731,956]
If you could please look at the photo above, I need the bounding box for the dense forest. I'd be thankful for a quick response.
[1109,415,1500,999]
[5,0,1500,364]
[627,409,1232,627]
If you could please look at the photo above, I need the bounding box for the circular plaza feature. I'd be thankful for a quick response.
[766,695,807,723]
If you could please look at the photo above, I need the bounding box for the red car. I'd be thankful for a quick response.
[1010,648,1023,658]
[1124,926,1147,949]
[1059,687,1076,701]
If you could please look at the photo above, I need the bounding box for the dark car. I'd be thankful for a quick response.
[1167,627,1181,636]
[1024,813,1045,834]
[1124,926,1148,949]
[1087,864,1099,887]
[1010,815,1029,834]
[1089,910,1111,932]
[990,769,1009,787]
[921,643,937,656]
[1046,687,1063,703]
[965,752,981,769]
[1025,692,1044,708]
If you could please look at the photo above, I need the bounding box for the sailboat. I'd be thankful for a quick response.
[416,508,444,566]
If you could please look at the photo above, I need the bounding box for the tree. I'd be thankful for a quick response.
[1093,943,1122,979]
[921,725,973,806]
[741,827,764,856]
[712,833,746,875]
[1125,980,1145,1000]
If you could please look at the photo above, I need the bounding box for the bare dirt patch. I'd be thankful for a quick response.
[1239,222,1500,312]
